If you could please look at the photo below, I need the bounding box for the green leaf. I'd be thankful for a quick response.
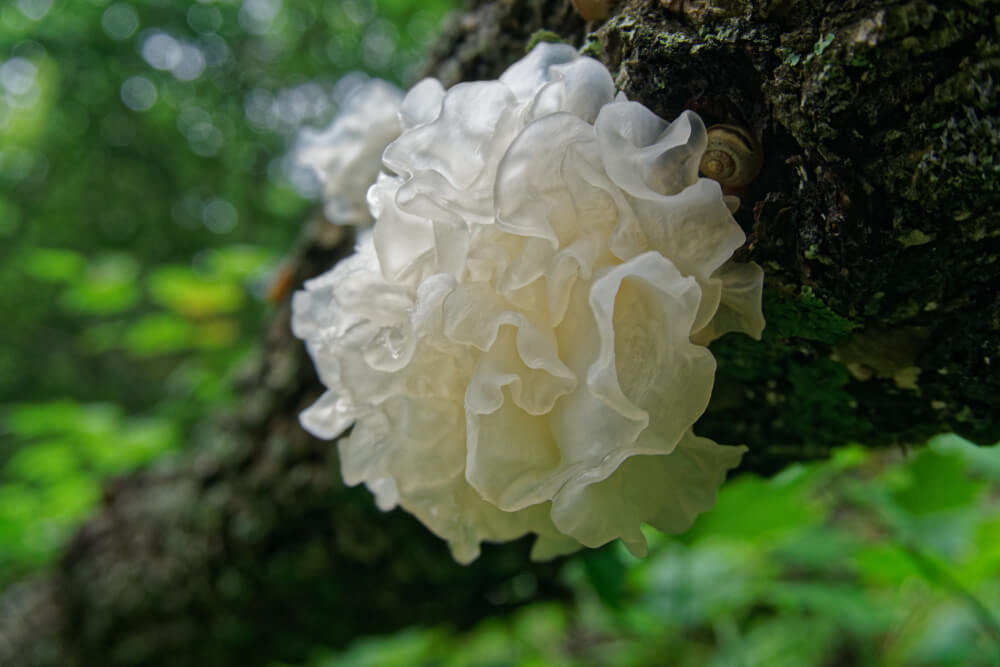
[59,254,141,314]
[853,543,924,585]
[202,245,276,281]
[740,615,838,667]
[123,313,194,356]
[891,448,985,516]
[927,433,1000,481]
[194,319,240,349]
[333,628,438,667]
[20,247,85,282]
[966,517,1000,583]
[895,601,1000,666]
[765,581,891,636]
[772,525,861,569]
[148,266,244,317]
[3,440,78,483]
[42,475,101,519]
[686,467,823,542]
[637,541,766,624]
[86,416,179,472]
[510,604,568,654]
[4,400,88,437]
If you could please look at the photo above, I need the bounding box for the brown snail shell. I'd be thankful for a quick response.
[571,0,612,21]
[699,124,763,192]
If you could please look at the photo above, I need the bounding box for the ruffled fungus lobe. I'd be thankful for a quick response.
[295,79,403,225]
[293,44,765,563]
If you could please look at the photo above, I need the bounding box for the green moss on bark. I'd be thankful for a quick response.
[585,0,1000,454]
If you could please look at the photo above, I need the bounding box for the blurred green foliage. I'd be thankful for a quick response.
[291,436,1000,667]
[0,0,454,585]
[2,1,1000,665]
[0,400,177,572]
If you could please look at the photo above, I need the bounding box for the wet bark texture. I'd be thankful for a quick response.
[1,0,997,664]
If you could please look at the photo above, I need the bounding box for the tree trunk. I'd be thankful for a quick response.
[1,0,997,664]
[0,220,568,667]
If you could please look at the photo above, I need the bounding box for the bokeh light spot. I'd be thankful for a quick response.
[0,58,36,96]
[186,4,223,34]
[16,0,53,22]
[362,18,398,70]
[239,0,281,35]
[341,0,375,26]
[173,45,206,81]
[198,34,230,68]
[120,75,157,111]
[101,3,139,41]
[201,197,238,233]
[141,31,184,71]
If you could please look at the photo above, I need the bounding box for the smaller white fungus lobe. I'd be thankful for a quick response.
[295,78,404,225]
[293,44,765,563]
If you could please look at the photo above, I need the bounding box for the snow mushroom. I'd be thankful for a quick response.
[294,79,404,225]
[293,44,765,563]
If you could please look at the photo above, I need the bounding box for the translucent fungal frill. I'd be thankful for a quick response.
[293,44,765,563]
[295,78,403,225]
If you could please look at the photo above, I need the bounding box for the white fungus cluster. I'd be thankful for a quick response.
[292,43,765,563]
[295,78,404,225]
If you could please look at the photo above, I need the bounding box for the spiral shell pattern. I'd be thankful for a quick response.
[699,124,763,191]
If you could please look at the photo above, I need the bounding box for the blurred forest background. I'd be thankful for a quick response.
[1,0,999,665]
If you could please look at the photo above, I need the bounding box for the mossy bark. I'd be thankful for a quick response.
[577,0,1000,472]
[427,0,1000,471]
[1,0,997,664]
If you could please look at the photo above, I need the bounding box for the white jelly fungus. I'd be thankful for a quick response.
[293,44,765,563]
[295,78,404,225]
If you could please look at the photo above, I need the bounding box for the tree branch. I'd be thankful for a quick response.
[2,0,997,663]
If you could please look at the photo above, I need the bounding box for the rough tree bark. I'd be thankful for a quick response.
[1,0,997,664]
